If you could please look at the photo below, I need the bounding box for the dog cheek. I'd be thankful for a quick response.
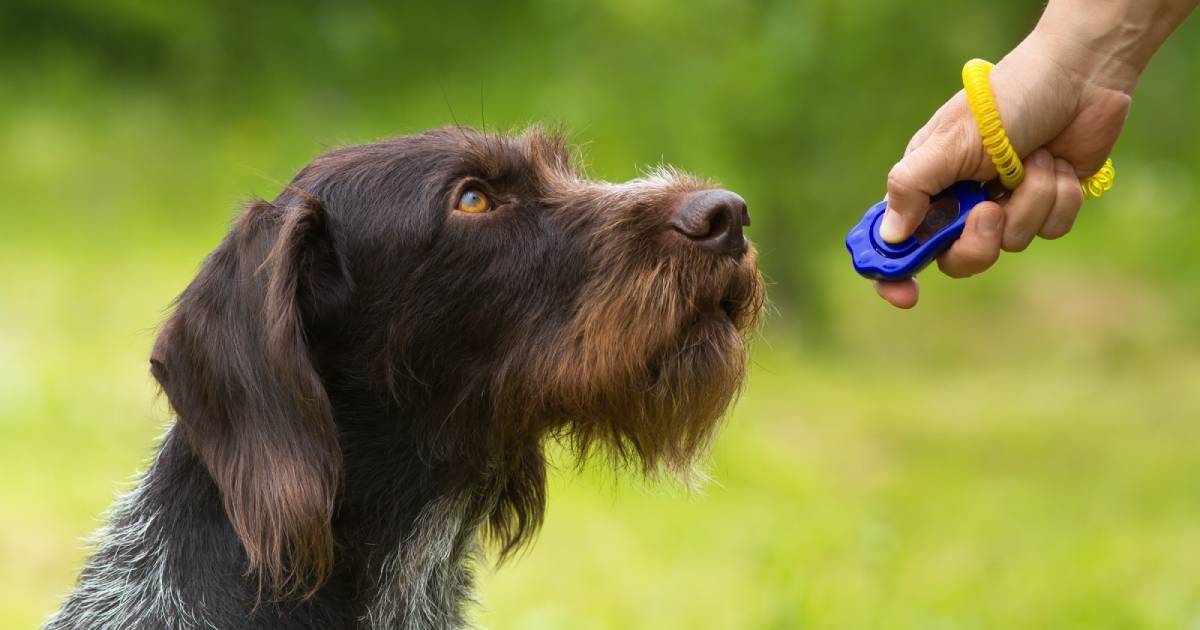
[506,250,726,471]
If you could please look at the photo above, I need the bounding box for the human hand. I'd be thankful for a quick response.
[875,28,1132,308]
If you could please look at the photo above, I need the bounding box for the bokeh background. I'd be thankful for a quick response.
[3,1,1199,627]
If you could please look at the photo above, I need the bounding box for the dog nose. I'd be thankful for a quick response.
[670,189,750,256]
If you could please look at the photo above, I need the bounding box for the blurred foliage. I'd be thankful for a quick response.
[3,0,1199,320]
[2,1,1200,627]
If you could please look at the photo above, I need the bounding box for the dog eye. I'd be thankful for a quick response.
[456,189,492,214]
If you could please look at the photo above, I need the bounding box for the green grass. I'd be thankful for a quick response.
[479,356,1200,628]
[473,265,1200,629]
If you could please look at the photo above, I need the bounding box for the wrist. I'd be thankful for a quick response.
[1032,0,1196,93]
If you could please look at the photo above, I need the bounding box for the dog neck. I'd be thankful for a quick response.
[334,393,508,629]
[48,406,516,630]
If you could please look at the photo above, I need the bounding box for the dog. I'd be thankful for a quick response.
[46,127,763,629]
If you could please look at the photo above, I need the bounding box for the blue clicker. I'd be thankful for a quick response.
[845,181,989,280]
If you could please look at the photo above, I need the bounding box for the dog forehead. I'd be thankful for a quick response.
[433,127,576,187]
[304,128,574,192]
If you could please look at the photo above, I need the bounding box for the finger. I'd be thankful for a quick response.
[1039,158,1084,239]
[936,201,1004,278]
[873,278,919,309]
[883,141,956,243]
[883,103,979,244]
[1000,149,1057,252]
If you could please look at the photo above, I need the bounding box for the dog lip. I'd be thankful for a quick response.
[702,274,751,324]
[719,296,738,320]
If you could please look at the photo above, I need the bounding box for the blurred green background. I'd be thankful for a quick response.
[3,1,1199,627]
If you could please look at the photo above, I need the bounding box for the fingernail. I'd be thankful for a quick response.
[1030,150,1051,167]
[879,208,905,243]
[978,207,1001,237]
[1055,158,1075,175]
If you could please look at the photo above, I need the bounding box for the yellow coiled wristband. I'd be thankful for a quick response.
[961,58,1115,200]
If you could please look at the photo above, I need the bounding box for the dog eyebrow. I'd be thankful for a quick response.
[454,140,560,198]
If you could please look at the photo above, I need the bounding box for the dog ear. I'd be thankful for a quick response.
[150,197,351,596]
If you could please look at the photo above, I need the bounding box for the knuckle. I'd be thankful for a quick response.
[1002,232,1032,253]
[905,126,931,155]
[936,258,968,278]
[1062,184,1084,211]
[1039,221,1072,240]
[1057,171,1085,204]
[1000,209,1040,249]
[937,258,973,278]
[1035,165,1058,191]
[977,247,1001,269]
[938,243,998,277]
[952,120,987,176]
[886,162,914,193]
[960,243,1000,271]
[1025,166,1057,199]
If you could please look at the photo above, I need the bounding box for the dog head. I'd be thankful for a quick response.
[150,127,763,594]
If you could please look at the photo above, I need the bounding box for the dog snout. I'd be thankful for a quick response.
[670,189,750,256]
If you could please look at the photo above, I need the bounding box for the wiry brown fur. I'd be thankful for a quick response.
[498,169,763,475]
[149,198,349,598]
[51,127,763,629]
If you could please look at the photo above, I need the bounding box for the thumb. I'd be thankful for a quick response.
[883,101,984,243]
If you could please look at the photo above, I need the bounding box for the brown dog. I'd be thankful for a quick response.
[48,127,763,629]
